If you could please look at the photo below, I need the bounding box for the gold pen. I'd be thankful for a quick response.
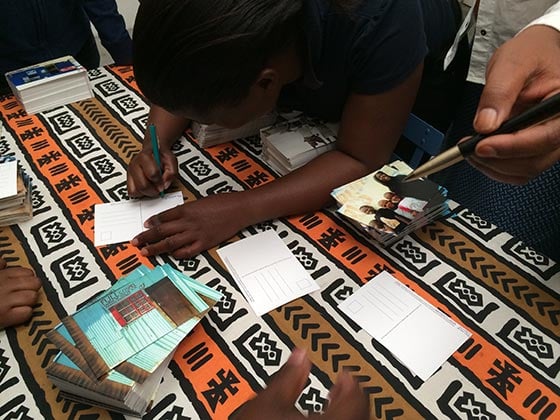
[403,92,560,182]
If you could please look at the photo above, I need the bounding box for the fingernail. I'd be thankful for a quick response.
[140,248,149,256]
[164,180,171,189]
[475,108,498,130]
[477,144,497,158]
[144,220,152,228]
[131,238,139,246]
[287,348,307,367]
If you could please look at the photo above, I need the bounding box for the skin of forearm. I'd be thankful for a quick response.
[142,105,191,150]
[240,149,371,225]
[224,64,421,229]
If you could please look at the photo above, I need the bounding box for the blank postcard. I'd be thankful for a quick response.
[94,191,184,246]
[339,271,471,381]
[217,230,319,316]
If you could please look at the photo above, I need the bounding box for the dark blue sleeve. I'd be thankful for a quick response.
[348,0,427,94]
[83,0,133,65]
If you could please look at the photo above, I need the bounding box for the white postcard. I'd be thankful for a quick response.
[94,191,184,246]
[0,159,18,199]
[339,271,471,381]
[217,230,320,316]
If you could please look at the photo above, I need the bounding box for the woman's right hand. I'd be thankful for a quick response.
[127,146,178,197]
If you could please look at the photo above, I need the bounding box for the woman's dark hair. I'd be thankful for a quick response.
[133,0,304,114]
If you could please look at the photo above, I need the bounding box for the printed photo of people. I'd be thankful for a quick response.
[332,160,448,244]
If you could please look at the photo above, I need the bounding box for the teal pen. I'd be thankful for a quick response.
[149,124,164,197]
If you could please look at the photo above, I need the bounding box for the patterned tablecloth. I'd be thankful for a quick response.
[0,66,558,420]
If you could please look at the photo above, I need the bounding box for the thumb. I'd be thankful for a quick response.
[264,348,311,406]
[474,49,530,133]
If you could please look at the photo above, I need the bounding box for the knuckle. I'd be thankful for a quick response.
[172,249,188,259]
[29,289,40,303]
[164,236,175,249]
[152,221,164,235]
[544,122,560,148]
[32,277,42,290]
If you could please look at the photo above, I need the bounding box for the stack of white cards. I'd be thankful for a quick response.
[190,112,278,147]
[260,115,338,175]
[4,56,93,115]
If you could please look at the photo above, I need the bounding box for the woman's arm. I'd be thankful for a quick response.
[132,63,424,258]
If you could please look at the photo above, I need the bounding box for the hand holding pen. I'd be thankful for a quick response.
[406,26,560,184]
[127,123,179,198]
[405,92,560,182]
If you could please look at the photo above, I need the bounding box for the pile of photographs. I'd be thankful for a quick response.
[260,115,338,175]
[331,160,450,246]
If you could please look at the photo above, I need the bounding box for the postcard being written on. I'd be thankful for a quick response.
[339,271,471,381]
[217,230,320,316]
[94,191,184,246]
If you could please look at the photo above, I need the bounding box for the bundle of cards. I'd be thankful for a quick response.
[4,55,93,115]
[190,111,278,147]
[46,264,223,417]
[260,115,338,175]
[332,160,449,246]
[0,156,33,226]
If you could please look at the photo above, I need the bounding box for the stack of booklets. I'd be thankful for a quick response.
[0,156,33,226]
[4,55,93,115]
[46,264,223,417]
[260,115,338,175]
[331,160,449,246]
[190,111,278,147]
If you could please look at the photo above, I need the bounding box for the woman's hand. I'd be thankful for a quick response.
[132,191,252,258]
[127,146,178,197]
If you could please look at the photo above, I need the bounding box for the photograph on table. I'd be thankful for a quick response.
[332,160,449,244]
[54,265,219,381]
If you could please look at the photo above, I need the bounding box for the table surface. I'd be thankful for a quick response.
[0,66,558,420]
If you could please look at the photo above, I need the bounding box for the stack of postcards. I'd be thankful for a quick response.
[260,115,338,175]
[332,160,449,246]
[0,156,33,226]
[4,56,93,115]
[46,264,222,417]
[190,111,278,147]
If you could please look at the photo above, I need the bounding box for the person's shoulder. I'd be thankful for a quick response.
[333,0,421,23]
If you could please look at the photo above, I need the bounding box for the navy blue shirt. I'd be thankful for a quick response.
[278,0,457,121]
[0,0,132,77]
